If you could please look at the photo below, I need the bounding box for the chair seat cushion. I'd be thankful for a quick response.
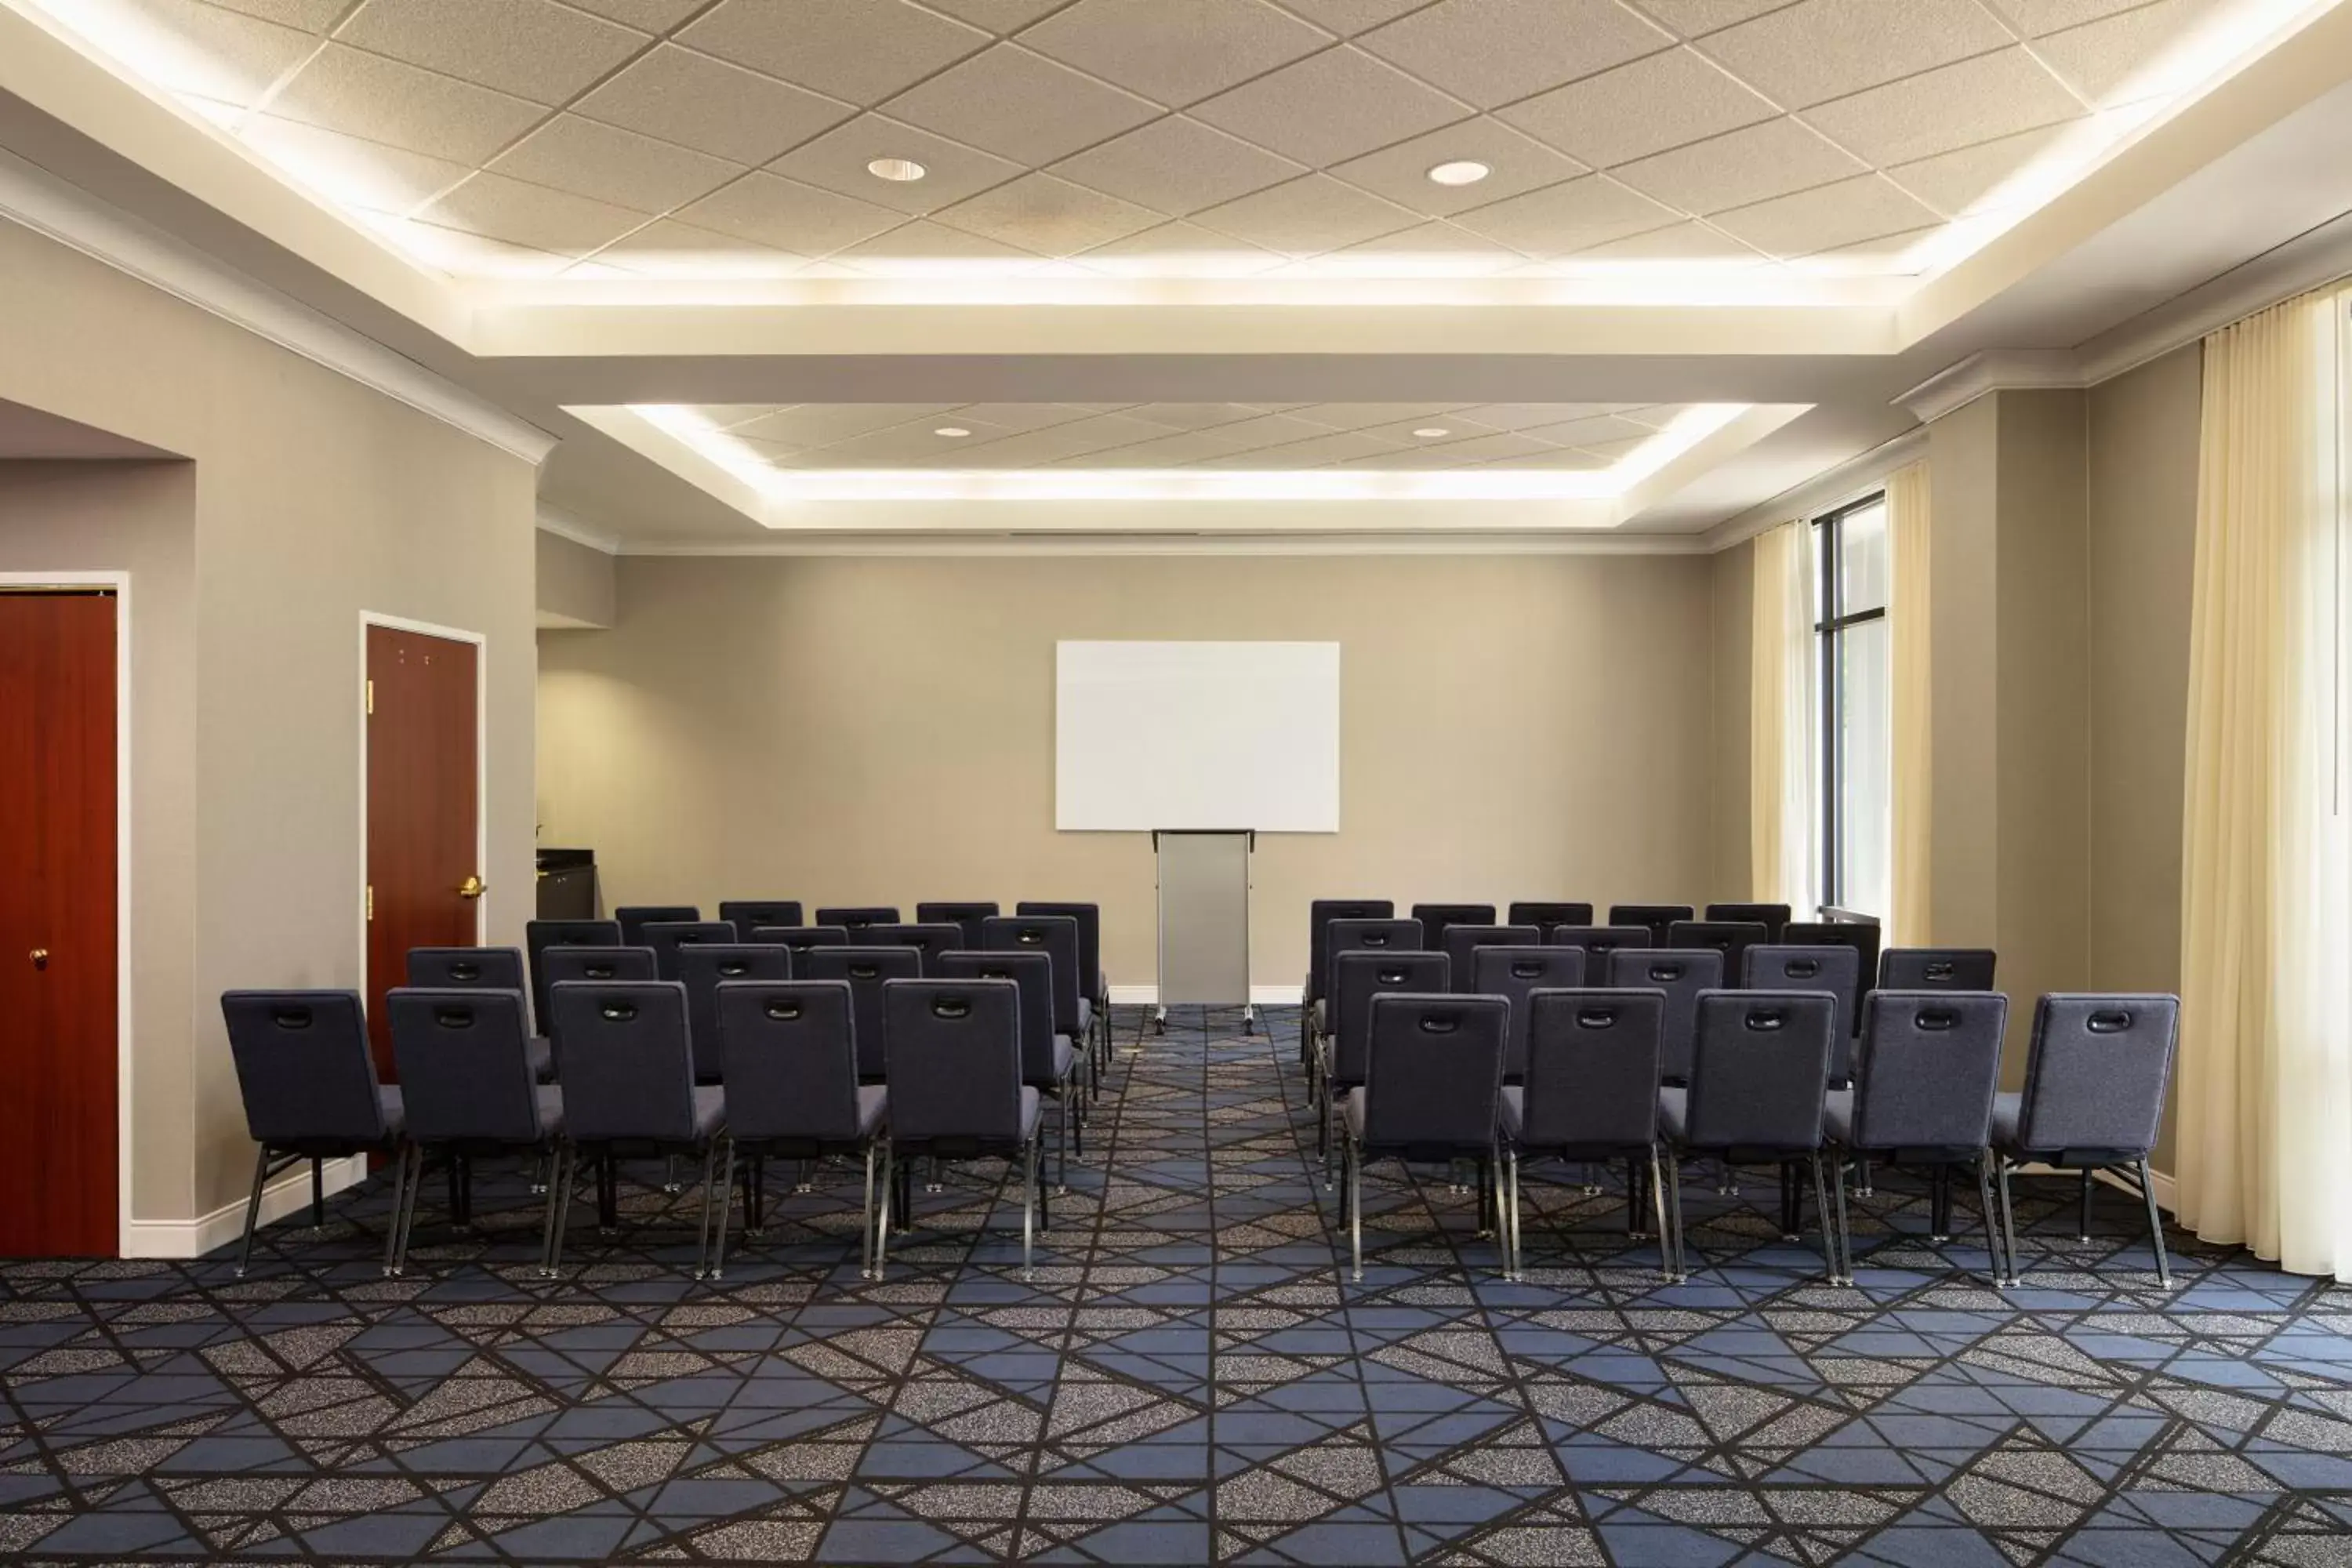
[855,1084,886,1138]
[528,1036,555,1083]
[1991,1091,2022,1149]
[1658,1085,1687,1143]
[1020,1086,1042,1141]
[691,1085,725,1140]
[378,1085,405,1140]
[1499,1085,1523,1140]
[1344,1087,1365,1142]
[535,1085,564,1136]
[1824,1087,1853,1145]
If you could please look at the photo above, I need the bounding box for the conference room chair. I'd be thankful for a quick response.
[756,924,848,956]
[1340,994,1509,1283]
[1662,991,1843,1285]
[1018,902,1109,1088]
[982,913,1087,1101]
[1468,945,1585,1084]
[406,946,553,1081]
[617,905,699,946]
[874,978,1047,1282]
[1441,923,1540,993]
[860,922,965,975]
[1610,904,1695,945]
[384,987,566,1277]
[1410,903,1496,956]
[221,990,408,1278]
[676,944,793,1083]
[941,950,1078,1187]
[713,979,885,1276]
[1990,994,2180,1290]
[1604,949,1722,1084]
[1706,902,1793,941]
[816,906,898,931]
[1828,990,2009,1287]
[1743,946,1865,1078]
[643,920,740,980]
[1784,921,1882,1016]
[1881,948,1998,990]
[525,918,620,1032]
[1314,917,1422,1092]
[1507,902,1595,936]
[546,979,731,1279]
[1303,899,1395,1066]
[1548,924,1650,976]
[1318,949,1448,1174]
[1669,920,1770,984]
[803,946,922,1083]
[540,946,657,993]
[720,900,802,932]
[1501,989,1674,1283]
[918,902,999,947]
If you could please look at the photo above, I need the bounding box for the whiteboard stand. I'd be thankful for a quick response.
[1153,830,1254,1036]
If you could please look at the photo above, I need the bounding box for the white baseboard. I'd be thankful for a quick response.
[120,1154,368,1260]
[1108,985,1304,1007]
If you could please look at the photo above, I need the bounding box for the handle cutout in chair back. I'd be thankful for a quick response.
[2089,1009,2133,1033]
[1785,958,1820,978]
[271,1007,314,1029]
[681,931,711,945]
[932,996,972,1019]
[1376,967,1408,984]
[1925,960,1955,981]
[1362,931,1392,946]
[434,1007,476,1029]
[448,961,481,982]
[979,965,1010,981]
[1915,1007,1958,1032]
[584,962,616,980]
[1417,1011,1462,1034]
[601,1000,638,1022]
[1744,1007,1787,1032]
[1647,962,1683,982]
[848,962,880,980]
[1017,928,1044,945]
[1509,960,1545,978]
[1576,1007,1617,1029]
[718,960,750,978]
[764,999,802,1021]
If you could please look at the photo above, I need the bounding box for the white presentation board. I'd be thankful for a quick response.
[1055,641,1340,833]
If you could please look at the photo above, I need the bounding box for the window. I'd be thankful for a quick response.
[1813,494,1891,920]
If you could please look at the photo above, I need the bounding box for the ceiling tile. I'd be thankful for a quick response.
[1289,402,1468,430]
[769,114,1025,216]
[942,403,1105,433]
[1498,445,1617,468]
[677,171,906,254]
[1319,221,1526,271]
[269,42,547,164]
[416,172,652,255]
[1610,117,1864,214]
[735,405,958,445]
[1192,172,1421,254]
[1069,428,1272,464]
[1019,0,1333,108]
[1352,412,1504,443]
[2032,0,2214,105]
[681,1,991,106]
[1572,219,1768,260]
[1448,173,1678,255]
[1076,220,1288,274]
[1414,430,1562,462]
[1883,121,2070,216]
[830,220,1044,269]
[933,172,1165,253]
[1338,445,1487,468]
[820,419,1023,463]
[1120,402,1280,429]
[1189,46,1469,168]
[201,0,347,32]
[236,113,471,212]
[1227,429,1409,466]
[1802,47,2081,167]
[1515,412,1658,445]
[1357,0,1675,111]
[1706,170,1940,254]
[573,45,855,165]
[557,0,706,31]
[921,414,1183,464]
[1697,0,2015,107]
[921,0,1073,31]
[382,217,573,274]
[1625,0,1802,35]
[1988,0,2177,34]
[881,45,1161,165]
[490,114,742,213]
[592,218,806,274]
[74,0,322,108]
[688,405,791,429]
[1276,0,1433,33]
[1052,117,1305,216]
[1176,412,1343,449]
[337,0,648,104]
[1801,222,1937,267]
[1498,46,1777,168]
[1328,117,1584,216]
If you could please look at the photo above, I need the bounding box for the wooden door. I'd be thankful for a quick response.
[365,624,480,1081]
[0,590,118,1256]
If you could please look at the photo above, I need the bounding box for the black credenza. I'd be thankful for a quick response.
[536,848,597,920]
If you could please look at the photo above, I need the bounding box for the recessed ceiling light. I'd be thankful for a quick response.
[1411,426,1451,438]
[868,157,927,182]
[935,426,971,437]
[1425,160,1489,187]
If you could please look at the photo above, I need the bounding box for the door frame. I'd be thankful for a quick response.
[0,571,132,1253]
[357,612,489,985]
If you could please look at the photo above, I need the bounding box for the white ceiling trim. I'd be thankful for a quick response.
[0,144,557,466]
[619,531,1711,559]
[1704,428,1928,554]
[536,505,621,554]
[1895,349,2085,423]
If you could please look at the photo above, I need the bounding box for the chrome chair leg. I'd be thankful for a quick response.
[235,1147,271,1278]
[708,1139,737,1282]
[1646,1146,1673,1285]
[2137,1158,2173,1290]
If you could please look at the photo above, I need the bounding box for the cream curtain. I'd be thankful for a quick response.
[2176,285,2352,1277]
[1887,463,1933,946]
[1750,521,1817,909]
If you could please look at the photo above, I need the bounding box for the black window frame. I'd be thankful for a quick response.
[1813,492,1889,918]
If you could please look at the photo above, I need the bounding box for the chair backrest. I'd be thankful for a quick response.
[1669,920,1769,982]
[1324,917,1425,1004]
[982,914,1080,1034]
[1880,947,1998,990]
[1783,921,1882,1019]
[1507,901,1595,936]
[883,978,1024,1145]
[756,924,849,955]
[644,920,741,980]
[1518,989,1665,1152]
[546,981,699,1143]
[1705,902,1792,940]
[1306,899,1394,1003]
[1548,924,1650,975]
[541,946,658,989]
[1605,948,1723,1082]
[1742,944,1864,1080]
[676,944,794,1080]
[1682,990,1838,1153]
[1851,990,2008,1152]
[222,990,389,1146]
[1018,902,1102,1000]
[1442,924,1541,992]
[1470,946,1586,1081]
[719,899,802,931]
[1359,994,1507,1152]
[525,919,621,1023]
[715,980,859,1143]
[616,905,699,946]
[803,946,924,1080]
[2014,993,2180,1156]
[816,906,899,931]
[387,988,543,1144]
[1609,903,1694,944]
[1410,903,1497,956]
[1329,949,1448,1087]
[406,946,532,1029]
[940,950,1055,1083]
[862,922,966,975]
[918,901,1000,947]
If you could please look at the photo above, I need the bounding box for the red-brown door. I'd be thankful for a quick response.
[0,590,118,1256]
[365,623,481,1081]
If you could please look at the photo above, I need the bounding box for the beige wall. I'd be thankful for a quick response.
[1710,538,1754,898]
[0,220,539,1234]
[537,552,1722,989]
[538,529,616,629]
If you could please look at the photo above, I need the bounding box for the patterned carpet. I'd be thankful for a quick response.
[3,1005,2351,1565]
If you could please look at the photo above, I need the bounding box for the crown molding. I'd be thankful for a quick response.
[1704,428,1928,554]
[617,530,1715,560]
[535,506,620,554]
[0,146,557,466]
[1896,350,2085,423]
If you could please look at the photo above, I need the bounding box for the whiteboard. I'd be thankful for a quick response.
[1056,641,1340,832]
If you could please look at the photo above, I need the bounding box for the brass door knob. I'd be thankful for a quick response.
[457,875,488,900]
[29,949,48,971]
